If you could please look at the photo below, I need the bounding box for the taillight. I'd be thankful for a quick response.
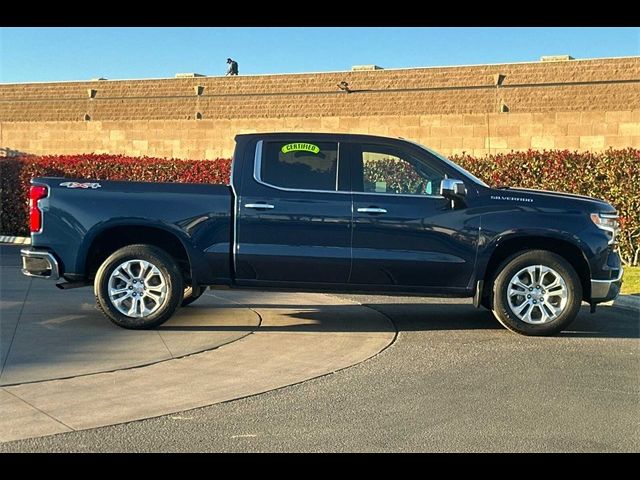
[29,185,48,233]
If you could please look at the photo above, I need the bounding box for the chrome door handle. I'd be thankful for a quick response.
[357,207,387,214]
[244,203,275,209]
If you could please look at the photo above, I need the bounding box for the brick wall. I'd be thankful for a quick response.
[1,57,639,158]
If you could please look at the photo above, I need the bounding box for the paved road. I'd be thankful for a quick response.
[1,244,639,452]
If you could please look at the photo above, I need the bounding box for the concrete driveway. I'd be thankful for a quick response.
[0,245,394,442]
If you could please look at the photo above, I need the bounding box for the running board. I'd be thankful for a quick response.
[56,281,89,290]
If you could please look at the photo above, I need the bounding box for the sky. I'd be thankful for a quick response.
[0,27,638,83]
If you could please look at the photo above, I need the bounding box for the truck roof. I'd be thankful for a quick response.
[234,132,413,144]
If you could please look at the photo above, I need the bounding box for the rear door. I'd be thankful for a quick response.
[235,138,352,286]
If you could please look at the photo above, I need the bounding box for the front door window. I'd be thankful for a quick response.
[359,146,443,196]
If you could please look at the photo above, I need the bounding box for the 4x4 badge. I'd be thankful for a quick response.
[60,182,102,189]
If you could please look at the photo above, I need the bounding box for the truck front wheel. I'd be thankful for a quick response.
[94,244,184,329]
[491,250,583,336]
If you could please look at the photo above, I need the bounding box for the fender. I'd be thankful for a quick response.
[77,218,208,285]
[474,227,593,285]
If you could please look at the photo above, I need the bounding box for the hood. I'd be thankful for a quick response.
[490,187,616,214]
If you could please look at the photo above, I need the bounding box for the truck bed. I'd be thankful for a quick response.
[32,177,233,283]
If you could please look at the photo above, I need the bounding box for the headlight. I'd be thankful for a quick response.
[590,213,619,245]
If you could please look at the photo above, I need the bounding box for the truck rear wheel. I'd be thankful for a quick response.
[491,250,582,336]
[94,244,183,329]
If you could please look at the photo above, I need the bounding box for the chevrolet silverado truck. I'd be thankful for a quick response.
[21,133,623,335]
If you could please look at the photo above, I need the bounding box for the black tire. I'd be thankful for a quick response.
[491,250,582,336]
[94,244,184,329]
[181,285,206,307]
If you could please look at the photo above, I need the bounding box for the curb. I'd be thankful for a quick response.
[0,236,31,245]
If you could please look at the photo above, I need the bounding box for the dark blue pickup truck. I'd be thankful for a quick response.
[21,133,623,335]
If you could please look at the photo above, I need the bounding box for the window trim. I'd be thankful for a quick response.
[252,139,447,200]
[354,143,446,199]
[353,190,445,200]
[253,140,351,195]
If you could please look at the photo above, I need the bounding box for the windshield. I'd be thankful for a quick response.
[411,141,490,188]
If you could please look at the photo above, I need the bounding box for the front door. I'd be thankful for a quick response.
[235,138,352,286]
[348,142,478,291]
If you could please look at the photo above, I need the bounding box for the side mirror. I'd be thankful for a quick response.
[440,178,467,200]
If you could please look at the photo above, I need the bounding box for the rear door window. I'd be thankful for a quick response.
[260,141,339,191]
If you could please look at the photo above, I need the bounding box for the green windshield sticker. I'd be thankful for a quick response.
[281,143,320,154]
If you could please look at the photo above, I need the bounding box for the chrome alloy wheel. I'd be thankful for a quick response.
[107,259,168,318]
[506,265,568,324]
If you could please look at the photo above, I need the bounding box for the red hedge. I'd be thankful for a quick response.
[0,149,638,265]
[451,148,639,266]
[0,153,231,239]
